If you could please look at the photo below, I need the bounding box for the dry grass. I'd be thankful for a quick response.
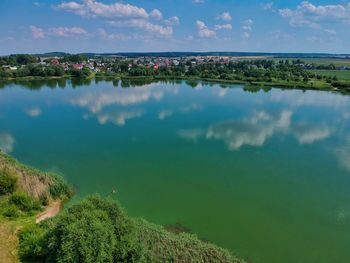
[0,222,19,263]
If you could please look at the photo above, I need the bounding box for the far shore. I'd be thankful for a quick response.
[1,74,349,94]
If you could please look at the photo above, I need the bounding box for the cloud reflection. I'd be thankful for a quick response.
[291,123,332,144]
[71,86,164,113]
[335,137,350,172]
[97,110,144,126]
[25,107,42,117]
[0,132,15,153]
[178,110,332,150]
[177,129,206,143]
[71,84,175,126]
[158,110,173,120]
[207,110,292,150]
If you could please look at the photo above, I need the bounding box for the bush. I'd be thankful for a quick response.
[9,191,40,212]
[43,195,142,263]
[19,224,47,259]
[48,174,73,199]
[0,169,17,195]
[2,204,20,219]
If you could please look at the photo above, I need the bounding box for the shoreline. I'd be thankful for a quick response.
[1,75,349,94]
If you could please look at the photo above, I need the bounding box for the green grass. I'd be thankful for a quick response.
[0,152,72,263]
[308,70,350,80]
[267,57,350,67]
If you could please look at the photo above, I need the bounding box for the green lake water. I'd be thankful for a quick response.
[1,79,350,262]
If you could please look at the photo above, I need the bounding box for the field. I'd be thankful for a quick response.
[308,69,350,80]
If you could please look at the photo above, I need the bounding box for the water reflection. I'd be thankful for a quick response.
[25,107,42,117]
[335,137,350,172]
[158,110,173,120]
[0,132,15,153]
[1,79,350,263]
[178,110,334,150]
[94,110,144,127]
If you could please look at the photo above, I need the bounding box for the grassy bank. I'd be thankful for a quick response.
[0,152,72,263]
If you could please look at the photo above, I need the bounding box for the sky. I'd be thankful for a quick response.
[0,0,349,55]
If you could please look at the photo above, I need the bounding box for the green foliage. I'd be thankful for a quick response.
[19,195,142,263]
[19,224,47,259]
[18,195,244,263]
[0,169,17,195]
[48,174,73,200]
[46,195,141,263]
[9,191,40,212]
[135,219,242,263]
[60,54,87,63]
[47,208,117,263]
[2,204,20,219]
[69,67,91,78]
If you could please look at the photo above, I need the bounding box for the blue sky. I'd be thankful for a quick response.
[0,0,349,54]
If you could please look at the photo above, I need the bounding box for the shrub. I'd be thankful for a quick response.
[0,169,17,195]
[43,195,142,263]
[2,204,20,219]
[9,191,40,212]
[48,174,73,199]
[19,224,47,259]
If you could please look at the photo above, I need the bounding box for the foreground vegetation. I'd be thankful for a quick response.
[0,151,73,263]
[0,152,245,263]
[19,195,244,263]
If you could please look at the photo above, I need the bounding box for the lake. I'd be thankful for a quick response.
[1,79,350,263]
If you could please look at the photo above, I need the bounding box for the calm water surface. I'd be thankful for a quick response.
[1,79,350,263]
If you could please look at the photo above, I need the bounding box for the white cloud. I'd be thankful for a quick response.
[30,25,87,38]
[30,25,45,39]
[279,1,350,28]
[324,29,337,35]
[56,0,149,19]
[0,133,15,154]
[242,19,253,31]
[262,2,274,11]
[217,11,232,22]
[98,28,134,40]
[193,0,205,3]
[165,16,180,26]
[25,107,42,117]
[150,9,163,20]
[108,19,173,37]
[214,24,232,30]
[196,20,216,38]
[48,26,87,37]
[241,19,253,39]
[241,32,250,39]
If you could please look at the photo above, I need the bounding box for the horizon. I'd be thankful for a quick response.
[1,0,350,55]
[3,51,350,57]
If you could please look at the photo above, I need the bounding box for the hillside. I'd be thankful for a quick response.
[0,152,72,263]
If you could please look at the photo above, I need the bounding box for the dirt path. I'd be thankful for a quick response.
[36,200,61,223]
